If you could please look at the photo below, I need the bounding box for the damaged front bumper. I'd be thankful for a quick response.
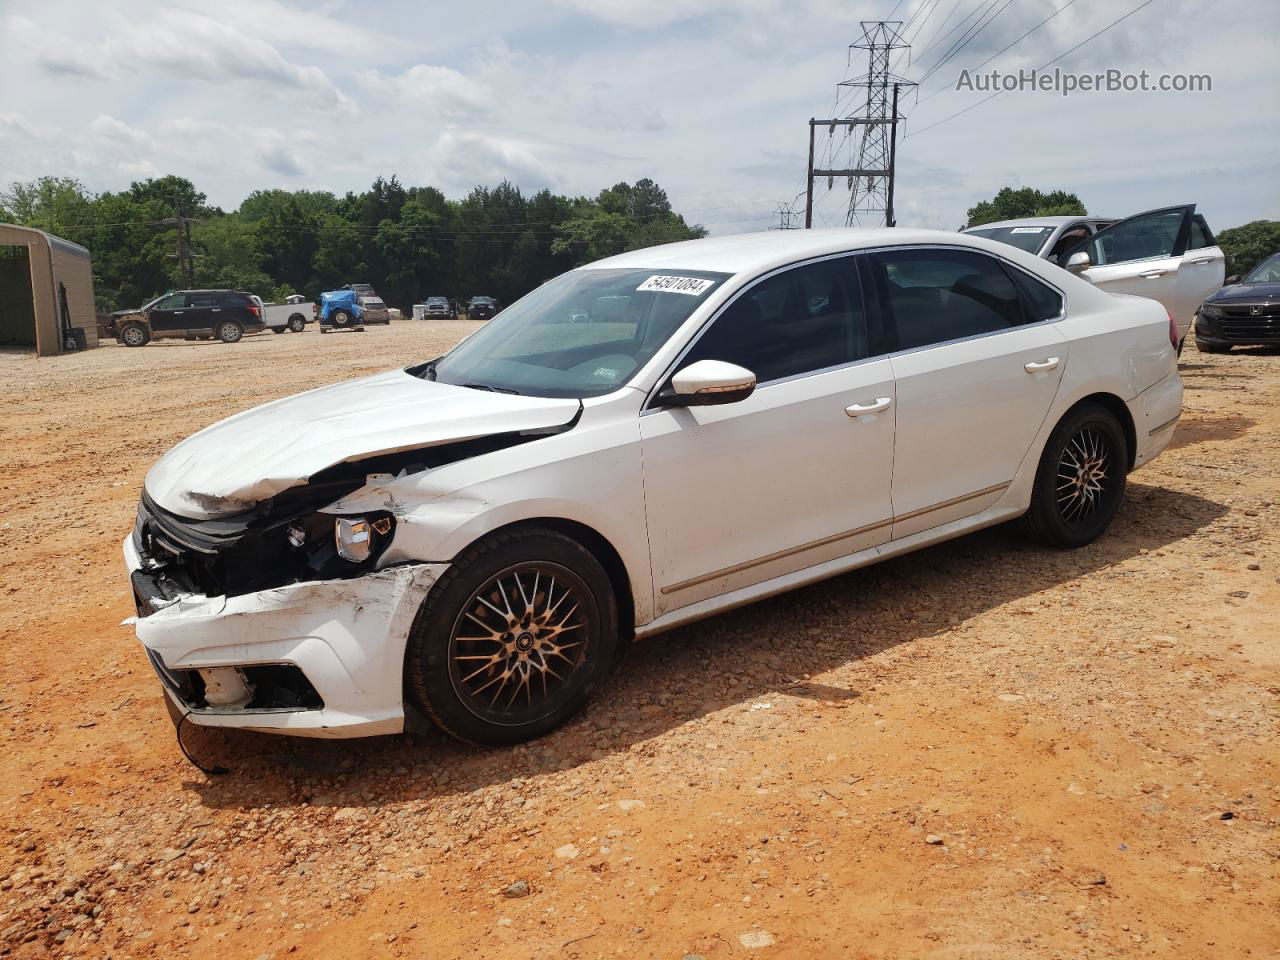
[125,535,446,738]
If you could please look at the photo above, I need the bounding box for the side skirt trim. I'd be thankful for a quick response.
[658,481,1010,596]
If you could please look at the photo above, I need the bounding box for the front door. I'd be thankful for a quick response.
[1063,205,1213,336]
[865,246,1070,539]
[640,253,896,615]
[148,293,190,335]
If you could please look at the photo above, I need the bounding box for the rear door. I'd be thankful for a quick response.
[868,246,1069,539]
[1063,205,1193,326]
[186,292,221,331]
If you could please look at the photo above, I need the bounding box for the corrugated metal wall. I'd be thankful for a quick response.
[49,236,98,349]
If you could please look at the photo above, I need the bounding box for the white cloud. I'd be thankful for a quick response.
[89,115,150,149]
[357,64,495,120]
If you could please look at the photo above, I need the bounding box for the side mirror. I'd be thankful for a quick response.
[659,359,756,407]
[1224,274,1240,285]
[1065,251,1091,272]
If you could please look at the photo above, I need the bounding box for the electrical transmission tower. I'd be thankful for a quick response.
[770,201,800,230]
[805,21,916,229]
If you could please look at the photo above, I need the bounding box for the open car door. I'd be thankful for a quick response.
[1062,204,1223,341]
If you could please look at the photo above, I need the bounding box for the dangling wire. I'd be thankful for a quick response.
[176,710,230,776]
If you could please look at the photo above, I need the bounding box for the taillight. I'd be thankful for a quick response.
[1167,310,1178,350]
[247,304,261,317]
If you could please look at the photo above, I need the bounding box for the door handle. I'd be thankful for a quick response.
[845,397,892,417]
[1139,269,1168,278]
[1024,357,1060,373]
[173,310,185,314]
[1188,257,1213,265]
[211,308,222,312]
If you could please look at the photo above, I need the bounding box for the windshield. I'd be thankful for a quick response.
[1243,254,1280,284]
[964,225,1053,254]
[422,268,729,398]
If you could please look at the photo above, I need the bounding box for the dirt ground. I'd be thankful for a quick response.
[0,323,1276,960]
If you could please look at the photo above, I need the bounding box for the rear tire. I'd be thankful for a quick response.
[288,315,306,333]
[120,323,149,347]
[216,320,244,344]
[1196,339,1230,354]
[406,529,619,746]
[331,309,352,328]
[1021,403,1127,548]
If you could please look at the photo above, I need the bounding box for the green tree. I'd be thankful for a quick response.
[0,176,94,231]
[966,186,1087,227]
[1215,220,1280,279]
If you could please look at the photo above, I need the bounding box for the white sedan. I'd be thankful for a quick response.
[125,229,1183,745]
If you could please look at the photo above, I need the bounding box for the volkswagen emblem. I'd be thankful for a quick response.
[1250,305,1263,316]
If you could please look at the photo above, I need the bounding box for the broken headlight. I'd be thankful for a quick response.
[334,516,393,563]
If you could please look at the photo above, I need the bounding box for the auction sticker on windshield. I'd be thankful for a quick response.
[637,275,716,296]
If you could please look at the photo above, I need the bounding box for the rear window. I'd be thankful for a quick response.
[964,225,1053,254]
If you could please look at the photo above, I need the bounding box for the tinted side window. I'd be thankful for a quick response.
[1083,209,1183,265]
[1189,216,1215,250]
[154,293,186,310]
[1010,269,1063,322]
[189,294,219,307]
[681,256,866,384]
[871,248,1026,351]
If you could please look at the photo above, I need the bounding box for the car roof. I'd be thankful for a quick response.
[584,227,1060,277]
[965,216,1104,230]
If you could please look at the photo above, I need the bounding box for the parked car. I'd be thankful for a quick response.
[317,290,365,333]
[358,296,391,325]
[250,296,315,334]
[467,296,498,320]
[125,229,1181,745]
[344,283,377,300]
[965,216,1116,263]
[111,290,264,347]
[265,301,314,333]
[423,296,453,319]
[964,205,1225,350]
[1194,251,1280,352]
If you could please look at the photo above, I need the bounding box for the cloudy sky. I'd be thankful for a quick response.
[2,0,1277,233]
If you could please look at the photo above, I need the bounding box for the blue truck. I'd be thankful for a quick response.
[318,290,365,334]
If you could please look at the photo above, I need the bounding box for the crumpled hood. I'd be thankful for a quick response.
[145,369,580,519]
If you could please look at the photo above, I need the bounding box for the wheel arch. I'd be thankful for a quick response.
[1063,392,1137,471]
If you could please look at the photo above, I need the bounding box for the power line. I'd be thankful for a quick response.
[917,0,1016,86]
[907,0,1161,138]
[914,0,1079,105]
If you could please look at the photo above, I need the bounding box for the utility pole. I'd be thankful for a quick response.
[162,196,196,287]
[804,21,915,229]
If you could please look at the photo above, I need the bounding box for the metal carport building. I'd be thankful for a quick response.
[0,223,98,355]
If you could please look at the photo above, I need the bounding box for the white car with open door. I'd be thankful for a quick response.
[965,205,1224,352]
[125,229,1182,746]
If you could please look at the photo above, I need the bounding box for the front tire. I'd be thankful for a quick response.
[406,529,619,745]
[1021,403,1127,548]
[216,320,244,344]
[119,323,149,347]
[1196,339,1230,354]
